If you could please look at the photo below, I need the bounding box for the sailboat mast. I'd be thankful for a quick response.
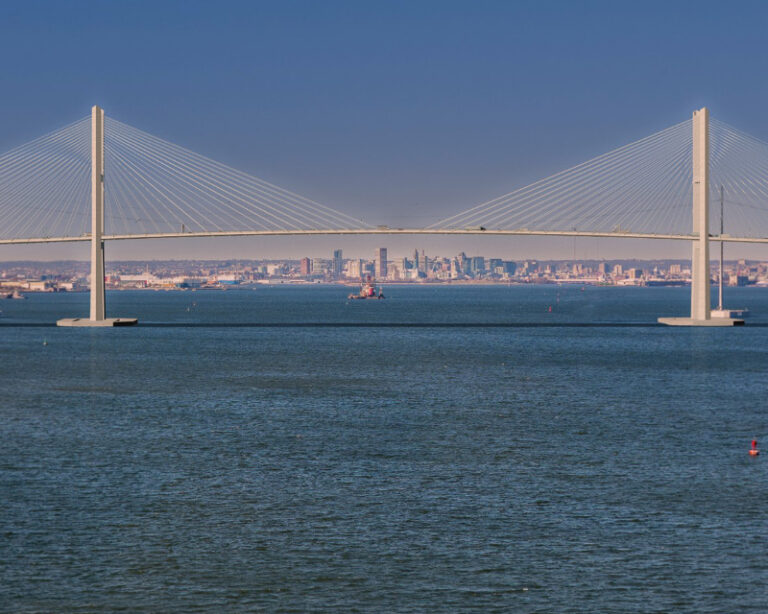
[718,185,724,311]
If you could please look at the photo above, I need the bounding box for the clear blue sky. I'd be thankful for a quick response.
[1,0,768,261]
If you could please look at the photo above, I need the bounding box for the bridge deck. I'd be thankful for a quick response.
[1,228,766,245]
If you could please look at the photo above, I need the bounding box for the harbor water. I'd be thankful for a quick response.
[1,285,767,612]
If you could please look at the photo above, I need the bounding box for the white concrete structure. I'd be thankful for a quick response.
[691,107,710,321]
[659,108,743,326]
[58,106,137,327]
[91,105,105,321]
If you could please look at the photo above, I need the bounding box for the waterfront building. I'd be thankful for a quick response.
[345,259,362,279]
[376,248,387,279]
[386,262,401,280]
[117,272,158,288]
[450,258,462,279]
[457,252,471,276]
[300,257,311,276]
[312,258,328,276]
[332,249,343,278]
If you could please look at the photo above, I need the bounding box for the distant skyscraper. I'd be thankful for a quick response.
[451,258,461,279]
[312,258,328,276]
[488,258,503,271]
[457,252,471,275]
[300,257,311,276]
[413,249,420,272]
[346,259,362,279]
[332,249,343,278]
[377,248,387,279]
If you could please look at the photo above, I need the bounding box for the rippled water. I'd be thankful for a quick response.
[2,286,767,612]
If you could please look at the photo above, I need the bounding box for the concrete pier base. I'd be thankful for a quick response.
[711,308,749,319]
[657,317,744,327]
[57,317,138,327]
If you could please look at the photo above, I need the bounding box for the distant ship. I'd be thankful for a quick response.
[2,290,25,299]
[348,277,385,300]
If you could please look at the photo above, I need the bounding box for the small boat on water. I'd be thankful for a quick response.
[348,277,385,300]
[3,290,26,299]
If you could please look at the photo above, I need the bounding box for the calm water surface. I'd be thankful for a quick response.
[1,286,767,612]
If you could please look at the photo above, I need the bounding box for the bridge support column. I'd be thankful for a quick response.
[659,107,742,326]
[90,104,106,321]
[690,107,710,321]
[57,106,137,327]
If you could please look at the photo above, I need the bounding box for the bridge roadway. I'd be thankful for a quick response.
[1,228,768,245]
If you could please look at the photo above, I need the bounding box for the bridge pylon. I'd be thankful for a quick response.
[57,106,137,327]
[658,107,743,326]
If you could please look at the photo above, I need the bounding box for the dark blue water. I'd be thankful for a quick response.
[2,286,767,612]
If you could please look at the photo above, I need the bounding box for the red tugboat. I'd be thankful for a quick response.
[348,276,385,300]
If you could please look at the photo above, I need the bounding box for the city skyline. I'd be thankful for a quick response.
[4,248,766,290]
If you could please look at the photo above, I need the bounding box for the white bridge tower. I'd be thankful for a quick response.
[57,106,137,327]
[658,107,743,326]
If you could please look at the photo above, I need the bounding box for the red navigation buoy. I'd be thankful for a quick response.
[749,439,760,456]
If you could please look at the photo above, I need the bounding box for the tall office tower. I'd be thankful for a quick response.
[457,252,471,275]
[300,257,311,276]
[332,249,343,278]
[470,256,485,275]
[502,261,517,275]
[377,247,388,279]
[413,249,420,272]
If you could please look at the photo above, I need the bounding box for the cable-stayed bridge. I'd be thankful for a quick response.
[1,106,766,325]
